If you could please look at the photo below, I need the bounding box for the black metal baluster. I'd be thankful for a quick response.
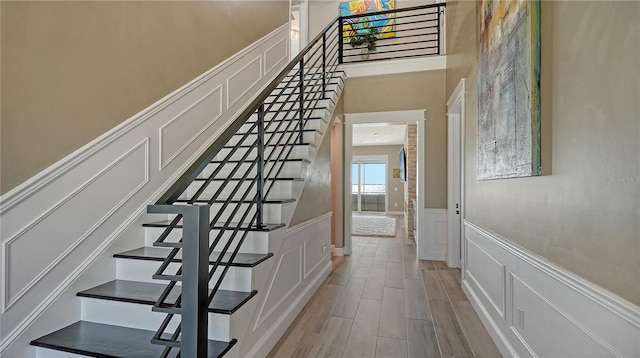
[298,58,304,144]
[436,6,441,55]
[322,32,327,98]
[256,105,265,228]
[338,18,344,64]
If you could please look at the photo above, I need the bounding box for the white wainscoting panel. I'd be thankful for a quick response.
[3,139,149,309]
[159,85,223,169]
[463,221,640,358]
[264,38,288,75]
[418,209,447,261]
[465,239,506,319]
[227,57,263,110]
[241,213,332,357]
[0,22,290,355]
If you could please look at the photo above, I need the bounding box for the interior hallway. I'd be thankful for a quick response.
[268,216,501,357]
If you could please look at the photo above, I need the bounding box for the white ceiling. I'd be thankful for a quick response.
[352,124,406,147]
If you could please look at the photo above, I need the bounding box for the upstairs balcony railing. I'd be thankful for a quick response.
[146,4,445,357]
[339,3,446,64]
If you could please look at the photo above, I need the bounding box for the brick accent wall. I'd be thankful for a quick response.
[404,124,417,240]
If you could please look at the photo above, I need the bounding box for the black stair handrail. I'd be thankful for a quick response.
[147,17,341,358]
[154,17,340,207]
[145,4,448,355]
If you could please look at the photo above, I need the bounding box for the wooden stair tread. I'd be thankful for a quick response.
[114,247,272,267]
[77,280,256,314]
[30,321,235,358]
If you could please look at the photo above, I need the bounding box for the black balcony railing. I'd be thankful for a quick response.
[339,3,446,64]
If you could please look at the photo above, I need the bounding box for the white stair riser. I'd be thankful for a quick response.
[144,227,270,254]
[183,180,295,201]
[227,130,318,147]
[80,298,233,342]
[198,160,308,179]
[264,98,334,112]
[168,200,287,224]
[240,116,327,133]
[115,259,256,292]
[264,107,329,121]
[270,82,341,97]
[36,348,86,358]
[215,144,316,162]
[209,202,284,224]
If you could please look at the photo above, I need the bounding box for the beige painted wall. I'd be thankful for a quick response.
[1,1,288,194]
[290,119,334,226]
[291,93,344,226]
[352,144,404,212]
[344,70,447,209]
[446,0,640,306]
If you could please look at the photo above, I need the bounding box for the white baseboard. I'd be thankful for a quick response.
[463,221,640,358]
[417,208,447,261]
[0,23,290,355]
[331,245,344,256]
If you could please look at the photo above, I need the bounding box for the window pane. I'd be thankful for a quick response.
[362,163,385,195]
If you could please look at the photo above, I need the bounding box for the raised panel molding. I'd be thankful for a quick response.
[242,213,332,357]
[462,221,640,358]
[465,238,506,318]
[2,139,149,310]
[226,57,263,110]
[264,38,288,75]
[0,23,289,355]
[418,209,447,261]
[159,85,223,169]
[256,246,302,327]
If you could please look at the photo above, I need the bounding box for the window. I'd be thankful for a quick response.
[352,160,386,212]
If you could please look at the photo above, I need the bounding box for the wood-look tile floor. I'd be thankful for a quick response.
[268,216,501,358]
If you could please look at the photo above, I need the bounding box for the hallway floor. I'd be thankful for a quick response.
[268,216,501,358]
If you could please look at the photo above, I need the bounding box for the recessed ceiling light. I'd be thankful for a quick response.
[373,133,378,136]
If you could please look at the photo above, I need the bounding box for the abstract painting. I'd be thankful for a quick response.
[477,0,541,180]
[340,0,395,40]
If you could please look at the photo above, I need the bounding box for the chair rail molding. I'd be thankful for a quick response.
[462,220,640,358]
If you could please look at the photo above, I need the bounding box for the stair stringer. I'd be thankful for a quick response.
[224,74,345,358]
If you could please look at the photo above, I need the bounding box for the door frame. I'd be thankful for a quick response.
[343,110,426,256]
[446,79,466,269]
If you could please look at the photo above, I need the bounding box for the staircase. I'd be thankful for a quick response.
[29,58,345,357]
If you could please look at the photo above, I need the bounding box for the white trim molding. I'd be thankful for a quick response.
[0,23,290,355]
[417,209,447,261]
[463,221,640,358]
[342,55,446,78]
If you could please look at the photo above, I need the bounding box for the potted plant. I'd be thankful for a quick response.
[347,17,379,60]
